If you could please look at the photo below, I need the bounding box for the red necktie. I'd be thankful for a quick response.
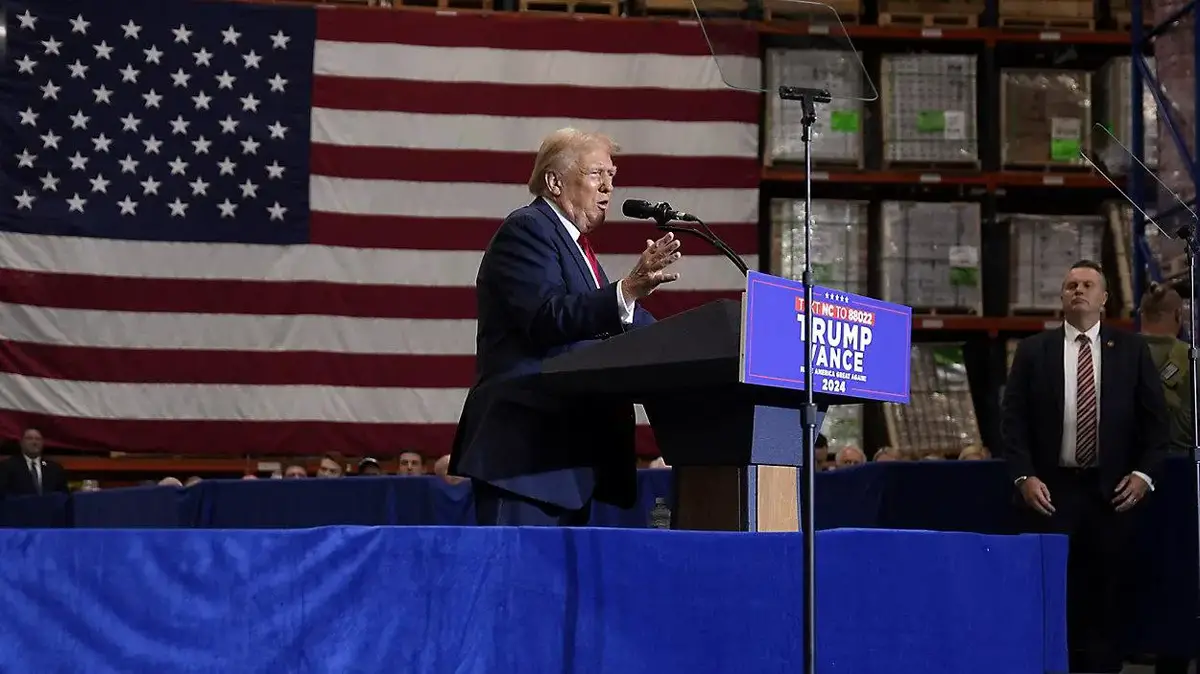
[578,235,603,288]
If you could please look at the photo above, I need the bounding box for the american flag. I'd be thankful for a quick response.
[0,0,761,456]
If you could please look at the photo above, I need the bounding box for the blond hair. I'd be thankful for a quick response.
[526,128,621,197]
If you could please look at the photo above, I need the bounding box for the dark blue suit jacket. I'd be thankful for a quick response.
[450,198,655,510]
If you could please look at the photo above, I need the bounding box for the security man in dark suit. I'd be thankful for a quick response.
[0,428,69,498]
[450,127,682,527]
[1002,259,1169,674]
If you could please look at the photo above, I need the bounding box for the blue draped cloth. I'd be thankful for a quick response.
[0,526,1066,674]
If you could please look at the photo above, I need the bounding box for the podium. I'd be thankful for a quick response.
[542,271,913,532]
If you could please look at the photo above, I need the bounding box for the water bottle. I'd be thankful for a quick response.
[649,497,671,529]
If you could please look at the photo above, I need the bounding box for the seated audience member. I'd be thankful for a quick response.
[434,454,466,485]
[242,474,258,480]
[873,447,903,462]
[834,446,866,468]
[283,464,307,479]
[397,451,425,476]
[958,445,991,461]
[0,427,69,497]
[159,477,183,487]
[316,454,344,478]
[358,458,383,476]
[185,476,203,486]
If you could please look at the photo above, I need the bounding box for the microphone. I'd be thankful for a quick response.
[621,199,698,223]
[620,198,748,276]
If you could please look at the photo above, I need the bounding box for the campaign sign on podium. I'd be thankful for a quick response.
[740,270,912,404]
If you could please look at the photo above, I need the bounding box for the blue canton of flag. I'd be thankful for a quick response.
[0,0,315,245]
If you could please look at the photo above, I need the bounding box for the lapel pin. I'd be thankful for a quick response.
[1106,340,1114,348]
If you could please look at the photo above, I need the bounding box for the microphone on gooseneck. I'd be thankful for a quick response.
[620,199,698,223]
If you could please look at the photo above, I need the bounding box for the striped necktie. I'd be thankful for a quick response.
[1074,334,1098,467]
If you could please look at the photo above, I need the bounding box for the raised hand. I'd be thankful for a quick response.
[620,232,682,300]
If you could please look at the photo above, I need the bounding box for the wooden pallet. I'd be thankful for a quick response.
[1008,306,1065,317]
[910,306,982,316]
[520,0,619,13]
[879,11,978,27]
[998,15,1095,30]
[882,159,983,171]
[1113,11,1152,31]
[765,0,860,23]
[1002,162,1094,172]
[643,0,745,15]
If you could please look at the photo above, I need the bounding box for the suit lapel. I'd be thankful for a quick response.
[1049,327,1065,444]
[1098,325,1116,441]
[532,198,595,290]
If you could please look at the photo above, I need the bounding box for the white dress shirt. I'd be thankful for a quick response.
[26,455,42,493]
[544,199,635,325]
[1061,322,1153,489]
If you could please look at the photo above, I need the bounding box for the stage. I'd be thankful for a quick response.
[0,525,1066,674]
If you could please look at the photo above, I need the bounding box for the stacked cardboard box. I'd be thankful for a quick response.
[1151,0,1196,205]
[1097,56,1159,171]
[884,343,982,454]
[821,405,864,453]
[1000,69,1092,168]
[766,49,867,166]
[770,198,869,296]
[879,200,982,310]
[881,54,979,165]
[1007,214,1105,312]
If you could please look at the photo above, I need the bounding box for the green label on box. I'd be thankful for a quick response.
[917,110,945,133]
[1051,138,1081,161]
[812,263,835,283]
[950,266,979,288]
[830,110,859,133]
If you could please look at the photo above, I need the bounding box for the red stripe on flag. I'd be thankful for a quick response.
[309,213,760,254]
[0,340,477,388]
[309,147,760,189]
[0,412,661,457]
[315,9,759,57]
[311,77,760,124]
[0,269,743,320]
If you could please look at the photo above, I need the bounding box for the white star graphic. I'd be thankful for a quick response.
[92,134,113,153]
[267,122,288,140]
[118,155,139,174]
[265,161,285,180]
[40,173,59,192]
[42,37,62,56]
[190,177,210,196]
[240,94,260,113]
[170,69,191,88]
[15,149,36,169]
[69,111,89,129]
[89,174,110,193]
[121,21,142,40]
[40,130,61,149]
[192,137,212,155]
[143,136,163,154]
[169,116,190,135]
[194,48,213,67]
[192,91,213,110]
[143,90,163,109]
[70,15,90,34]
[66,193,87,213]
[67,60,89,79]
[117,196,138,215]
[168,157,189,176]
[218,199,238,218]
[68,152,88,171]
[168,198,188,217]
[240,179,259,199]
[217,157,237,176]
[120,114,141,133]
[15,56,37,75]
[140,176,161,195]
[270,31,290,50]
[242,50,262,69]
[93,85,114,105]
[241,137,260,155]
[215,70,236,90]
[267,202,287,220]
[41,81,61,100]
[218,116,239,134]
[173,25,193,44]
[93,41,114,60]
[17,11,37,31]
[144,45,163,64]
[119,64,140,83]
[14,191,36,210]
[222,26,241,45]
[267,74,288,92]
[19,108,38,126]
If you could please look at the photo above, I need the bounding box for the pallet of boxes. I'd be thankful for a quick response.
[1007,213,1106,316]
[878,0,983,28]
[880,53,979,169]
[997,0,1094,30]
[884,343,983,459]
[879,200,983,315]
[1000,68,1092,171]
[765,48,868,170]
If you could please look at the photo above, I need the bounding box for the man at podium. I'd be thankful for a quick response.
[450,128,683,526]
